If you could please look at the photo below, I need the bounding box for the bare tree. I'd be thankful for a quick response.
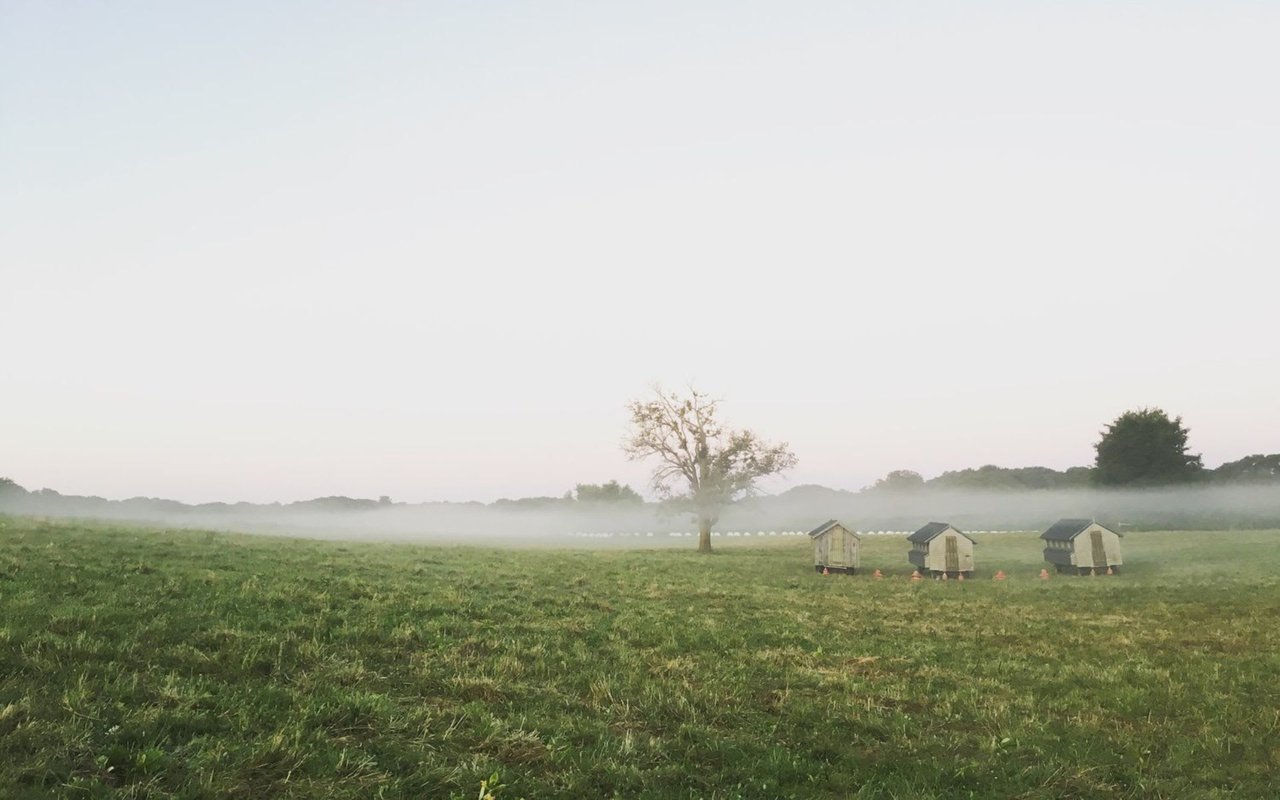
[623,386,797,553]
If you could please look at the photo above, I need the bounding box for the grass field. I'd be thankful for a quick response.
[1,517,1278,799]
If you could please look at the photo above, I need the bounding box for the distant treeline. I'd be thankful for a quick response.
[2,457,1278,533]
[0,478,645,518]
[864,454,1280,493]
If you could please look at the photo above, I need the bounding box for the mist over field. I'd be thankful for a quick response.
[4,482,1278,543]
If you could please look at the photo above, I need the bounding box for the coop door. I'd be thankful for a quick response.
[1090,529,1106,566]
[945,535,959,573]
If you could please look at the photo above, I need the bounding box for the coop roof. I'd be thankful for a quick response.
[808,519,852,538]
[908,522,975,544]
[1040,519,1121,541]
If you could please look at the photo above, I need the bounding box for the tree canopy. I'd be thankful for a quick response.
[868,470,926,492]
[574,480,644,504]
[863,465,1094,492]
[927,465,1094,491]
[1211,454,1280,483]
[623,386,796,552]
[1094,408,1203,486]
[0,478,26,498]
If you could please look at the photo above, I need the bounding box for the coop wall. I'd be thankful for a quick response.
[1043,537,1076,566]
[1072,524,1123,568]
[838,527,859,569]
[924,530,974,573]
[814,526,859,568]
[908,541,927,568]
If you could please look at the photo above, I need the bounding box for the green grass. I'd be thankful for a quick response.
[1,517,1278,799]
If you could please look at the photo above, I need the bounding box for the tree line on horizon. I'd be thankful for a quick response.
[5,449,1277,518]
[0,478,648,516]
[862,453,1280,494]
[867,408,1278,492]
[2,407,1277,521]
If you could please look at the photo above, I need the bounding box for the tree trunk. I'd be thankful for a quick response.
[697,516,713,553]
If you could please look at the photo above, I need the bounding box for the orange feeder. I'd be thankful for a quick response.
[873,569,883,579]
[994,570,1007,581]
[910,569,922,582]
[822,566,830,576]
[1039,568,1050,580]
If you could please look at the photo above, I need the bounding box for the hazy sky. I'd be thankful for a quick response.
[3,1,1277,504]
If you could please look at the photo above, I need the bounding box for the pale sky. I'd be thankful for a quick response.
[3,1,1277,504]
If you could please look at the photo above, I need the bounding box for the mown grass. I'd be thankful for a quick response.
[1,516,1278,799]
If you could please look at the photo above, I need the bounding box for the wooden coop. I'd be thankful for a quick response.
[907,522,975,577]
[809,520,861,574]
[1041,519,1123,574]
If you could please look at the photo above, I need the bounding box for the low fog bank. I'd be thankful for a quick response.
[2,482,1278,543]
[727,484,1280,533]
[0,494,679,545]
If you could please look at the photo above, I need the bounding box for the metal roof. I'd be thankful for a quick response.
[807,519,839,537]
[808,519,859,538]
[1040,518,1120,541]
[908,522,975,544]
